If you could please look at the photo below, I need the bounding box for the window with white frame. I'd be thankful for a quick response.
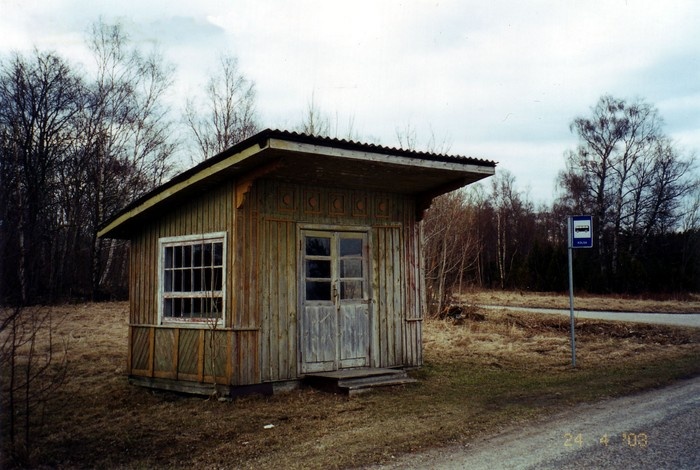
[159,233,226,324]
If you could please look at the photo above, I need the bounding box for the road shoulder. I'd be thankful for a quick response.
[366,375,700,469]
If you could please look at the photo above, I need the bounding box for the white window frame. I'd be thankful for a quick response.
[157,232,227,327]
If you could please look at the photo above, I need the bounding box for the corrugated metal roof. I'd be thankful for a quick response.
[260,129,496,165]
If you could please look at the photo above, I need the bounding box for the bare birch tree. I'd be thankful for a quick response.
[296,92,362,141]
[297,91,331,137]
[185,53,259,161]
[558,95,695,285]
[83,20,177,298]
[490,170,529,289]
[422,190,481,314]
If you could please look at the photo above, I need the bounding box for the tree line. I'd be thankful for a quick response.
[1,20,698,309]
[0,21,259,305]
[423,95,699,313]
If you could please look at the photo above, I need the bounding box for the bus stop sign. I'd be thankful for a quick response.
[571,215,593,248]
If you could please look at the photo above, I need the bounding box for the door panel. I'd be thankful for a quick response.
[300,229,370,373]
[300,305,336,372]
[336,232,369,368]
[338,303,369,368]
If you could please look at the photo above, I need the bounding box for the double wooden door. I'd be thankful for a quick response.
[299,229,370,373]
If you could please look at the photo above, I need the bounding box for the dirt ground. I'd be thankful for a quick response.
[2,292,699,468]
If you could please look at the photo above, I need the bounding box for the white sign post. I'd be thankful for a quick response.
[568,215,593,368]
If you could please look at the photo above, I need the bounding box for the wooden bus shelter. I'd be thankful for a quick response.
[98,129,496,396]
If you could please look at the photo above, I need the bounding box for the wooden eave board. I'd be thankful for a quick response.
[97,143,270,238]
[264,139,495,194]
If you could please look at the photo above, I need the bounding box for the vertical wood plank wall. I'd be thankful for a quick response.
[128,176,425,388]
[129,180,260,386]
[256,179,424,381]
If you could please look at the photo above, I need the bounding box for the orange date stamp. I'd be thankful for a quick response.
[564,432,649,448]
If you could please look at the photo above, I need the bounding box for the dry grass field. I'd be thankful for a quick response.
[2,291,699,468]
[463,289,700,313]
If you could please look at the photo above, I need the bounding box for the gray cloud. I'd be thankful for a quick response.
[2,0,698,202]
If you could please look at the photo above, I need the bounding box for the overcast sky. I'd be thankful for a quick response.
[1,0,699,203]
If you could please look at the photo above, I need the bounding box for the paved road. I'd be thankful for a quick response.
[480,305,700,328]
[369,376,700,469]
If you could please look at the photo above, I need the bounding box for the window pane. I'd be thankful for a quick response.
[191,298,201,316]
[203,243,212,266]
[183,269,192,292]
[172,298,182,317]
[213,267,223,291]
[164,247,173,268]
[173,247,183,268]
[213,242,223,266]
[212,298,223,318]
[341,281,363,299]
[164,270,173,292]
[306,281,331,301]
[183,246,192,268]
[193,268,202,291]
[164,298,173,317]
[192,244,202,267]
[204,268,212,290]
[340,238,362,256]
[341,259,362,278]
[306,260,331,278]
[306,237,330,256]
[174,270,182,291]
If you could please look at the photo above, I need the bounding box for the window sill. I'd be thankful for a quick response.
[129,323,260,332]
[161,319,224,329]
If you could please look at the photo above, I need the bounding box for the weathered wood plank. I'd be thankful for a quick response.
[277,221,288,379]
[379,228,389,365]
[203,330,227,382]
[131,327,150,372]
[197,329,205,382]
[285,221,297,379]
[392,226,403,365]
[147,326,155,377]
[302,305,336,366]
[154,328,175,375]
[177,329,198,376]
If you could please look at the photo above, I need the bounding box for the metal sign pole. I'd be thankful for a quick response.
[567,216,576,368]
[567,215,592,368]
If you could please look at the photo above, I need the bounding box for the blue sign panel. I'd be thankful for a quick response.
[571,215,593,248]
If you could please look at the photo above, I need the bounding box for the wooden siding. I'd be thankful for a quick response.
[127,176,425,388]
[371,226,404,367]
[128,180,261,386]
[260,217,297,381]
[129,325,254,385]
[403,222,424,366]
[255,179,424,379]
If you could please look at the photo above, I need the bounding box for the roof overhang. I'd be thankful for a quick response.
[98,129,496,239]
